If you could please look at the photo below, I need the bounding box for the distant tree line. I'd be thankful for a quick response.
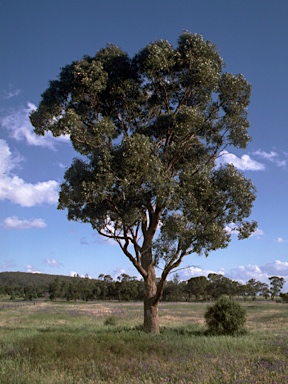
[0,272,286,302]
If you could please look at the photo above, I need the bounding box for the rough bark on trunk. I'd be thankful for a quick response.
[143,265,160,333]
[144,297,159,334]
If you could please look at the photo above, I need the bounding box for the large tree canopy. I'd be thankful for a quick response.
[31,32,257,333]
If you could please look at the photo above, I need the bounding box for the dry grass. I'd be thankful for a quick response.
[0,299,288,383]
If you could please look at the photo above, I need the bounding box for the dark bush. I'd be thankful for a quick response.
[104,315,118,326]
[204,295,247,336]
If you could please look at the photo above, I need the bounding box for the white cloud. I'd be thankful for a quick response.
[217,150,265,171]
[226,260,288,290]
[253,149,278,160]
[275,237,286,243]
[0,103,70,150]
[181,266,204,276]
[225,223,264,239]
[1,177,59,207]
[250,228,264,238]
[57,162,67,170]
[262,260,288,275]
[69,271,91,278]
[178,260,288,291]
[3,216,47,230]
[112,268,126,280]
[179,266,223,280]
[44,258,63,267]
[0,140,59,207]
[3,88,22,99]
[26,265,42,274]
[225,223,239,235]
[228,264,267,284]
[111,267,141,280]
[253,149,287,168]
[0,138,23,175]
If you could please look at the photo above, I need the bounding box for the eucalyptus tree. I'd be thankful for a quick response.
[258,282,270,299]
[30,32,257,333]
[269,276,285,300]
[187,276,209,301]
[246,278,261,300]
[206,273,239,299]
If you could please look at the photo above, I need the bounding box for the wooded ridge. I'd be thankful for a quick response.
[0,271,286,303]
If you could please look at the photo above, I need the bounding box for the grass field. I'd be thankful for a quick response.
[0,300,288,383]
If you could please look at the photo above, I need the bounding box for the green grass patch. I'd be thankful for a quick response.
[0,301,288,383]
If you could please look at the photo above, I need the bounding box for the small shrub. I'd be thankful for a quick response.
[104,315,118,326]
[204,295,247,336]
[280,293,288,303]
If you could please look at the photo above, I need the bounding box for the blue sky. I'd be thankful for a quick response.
[1,0,288,290]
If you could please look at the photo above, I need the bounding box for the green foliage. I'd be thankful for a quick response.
[280,293,288,303]
[186,276,209,301]
[269,276,285,299]
[104,315,118,326]
[30,33,258,331]
[30,32,256,271]
[206,273,242,299]
[204,295,247,335]
[1,271,286,305]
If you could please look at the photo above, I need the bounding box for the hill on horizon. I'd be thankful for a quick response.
[0,271,94,288]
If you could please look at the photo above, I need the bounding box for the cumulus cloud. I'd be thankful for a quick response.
[250,228,264,238]
[0,177,59,207]
[262,260,288,275]
[228,264,267,284]
[217,150,265,171]
[0,139,59,206]
[0,103,70,150]
[0,138,23,174]
[179,266,224,280]
[69,271,92,278]
[26,265,42,273]
[3,216,47,230]
[178,260,288,290]
[224,223,239,235]
[112,268,127,280]
[226,260,288,290]
[111,267,140,280]
[228,261,288,291]
[44,258,63,267]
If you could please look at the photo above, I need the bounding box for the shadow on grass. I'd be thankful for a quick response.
[30,323,207,337]
[160,324,249,337]
[1,322,247,339]
[160,326,206,337]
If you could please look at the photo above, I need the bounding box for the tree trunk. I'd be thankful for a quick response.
[144,298,159,333]
[143,265,160,334]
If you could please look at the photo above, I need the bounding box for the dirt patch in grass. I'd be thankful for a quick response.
[246,306,288,331]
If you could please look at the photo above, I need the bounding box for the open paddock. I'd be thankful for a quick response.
[0,300,288,383]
